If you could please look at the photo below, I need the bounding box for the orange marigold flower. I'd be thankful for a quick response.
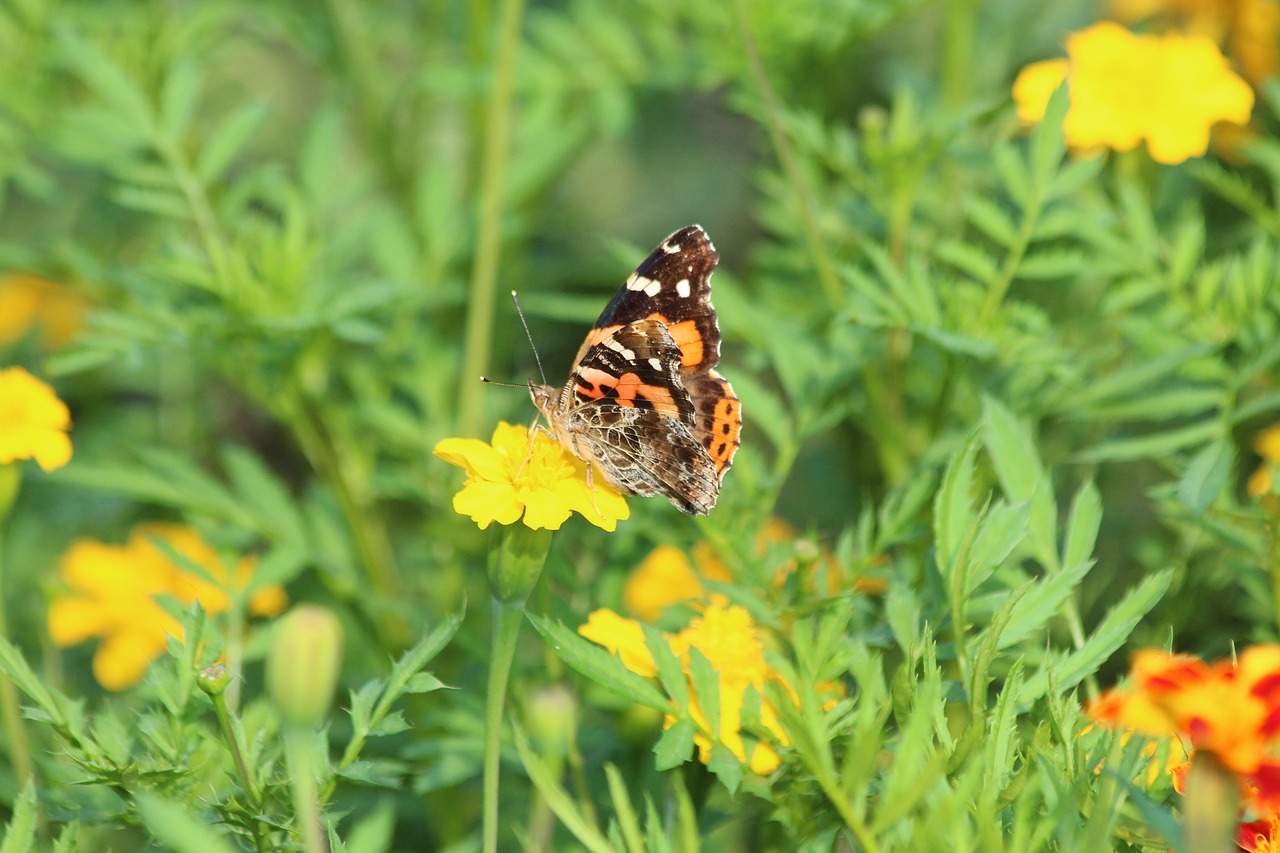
[48,524,288,690]
[433,422,628,532]
[0,367,72,472]
[1013,21,1254,164]
[1089,646,1280,802]
[0,274,87,351]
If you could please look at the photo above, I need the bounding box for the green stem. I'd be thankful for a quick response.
[0,503,33,785]
[735,0,842,311]
[938,0,977,114]
[460,0,527,438]
[211,692,271,853]
[483,598,526,853]
[285,727,328,853]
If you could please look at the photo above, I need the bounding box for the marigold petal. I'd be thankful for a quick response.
[433,437,508,482]
[93,630,166,691]
[520,487,574,531]
[0,368,72,471]
[625,545,704,622]
[579,609,657,677]
[1013,59,1069,123]
[48,598,112,646]
[249,585,289,617]
[453,480,524,529]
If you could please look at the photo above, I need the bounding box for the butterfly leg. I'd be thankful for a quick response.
[583,460,606,521]
[514,419,557,480]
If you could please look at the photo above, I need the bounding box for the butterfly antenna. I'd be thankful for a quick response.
[510,290,549,386]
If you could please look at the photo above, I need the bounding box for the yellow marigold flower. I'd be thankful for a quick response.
[0,274,87,351]
[434,422,628,532]
[1013,21,1254,164]
[48,523,288,690]
[0,367,72,472]
[580,603,802,775]
[1249,422,1280,495]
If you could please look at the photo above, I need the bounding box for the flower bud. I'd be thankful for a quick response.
[524,684,578,759]
[197,663,230,696]
[266,605,343,728]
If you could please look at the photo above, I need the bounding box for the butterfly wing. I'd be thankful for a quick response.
[572,225,722,379]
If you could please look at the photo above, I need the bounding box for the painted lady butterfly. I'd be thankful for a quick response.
[530,225,741,515]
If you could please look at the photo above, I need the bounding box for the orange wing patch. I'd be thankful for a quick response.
[687,372,741,479]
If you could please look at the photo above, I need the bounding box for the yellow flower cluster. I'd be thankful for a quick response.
[1013,21,1253,164]
[434,422,628,532]
[48,524,288,690]
[580,604,825,775]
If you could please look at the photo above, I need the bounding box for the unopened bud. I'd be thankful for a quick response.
[525,685,578,758]
[266,605,343,728]
[197,663,230,696]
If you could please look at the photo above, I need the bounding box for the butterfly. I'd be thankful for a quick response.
[529,225,741,515]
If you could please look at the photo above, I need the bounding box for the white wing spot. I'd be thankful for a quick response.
[643,278,662,297]
[626,274,650,292]
[686,265,694,273]
[662,240,681,254]
[605,338,635,360]
[649,357,662,371]
[675,278,691,298]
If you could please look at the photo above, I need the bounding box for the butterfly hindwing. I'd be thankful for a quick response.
[686,371,741,481]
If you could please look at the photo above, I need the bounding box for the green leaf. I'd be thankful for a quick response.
[221,444,307,544]
[981,395,1056,567]
[1030,83,1069,189]
[339,801,395,853]
[1076,419,1221,463]
[159,58,201,142]
[0,781,37,853]
[998,560,1093,648]
[934,436,981,573]
[1176,437,1233,515]
[135,795,238,853]
[530,617,666,710]
[685,648,720,745]
[1058,345,1215,412]
[1019,570,1173,704]
[513,724,613,853]
[1015,250,1086,280]
[1062,480,1102,570]
[966,196,1018,248]
[644,624,689,710]
[197,101,271,183]
[706,743,743,795]
[965,501,1029,594]
[654,719,696,771]
[605,765,644,853]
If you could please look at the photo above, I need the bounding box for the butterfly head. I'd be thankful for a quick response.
[528,381,557,421]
